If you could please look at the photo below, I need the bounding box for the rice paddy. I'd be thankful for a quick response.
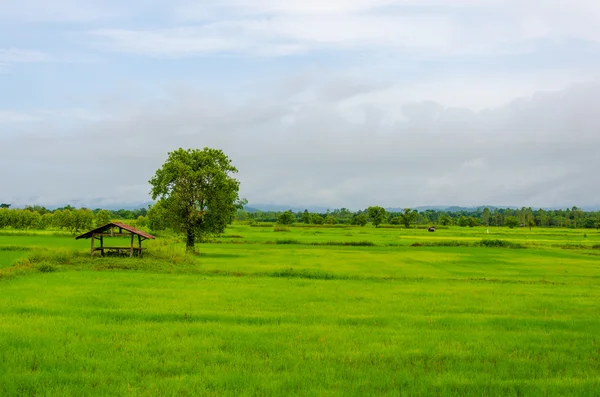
[0,225,599,396]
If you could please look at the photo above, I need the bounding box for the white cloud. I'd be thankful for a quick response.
[0,49,53,63]
[83,0,600,60]
[1,82,599,208]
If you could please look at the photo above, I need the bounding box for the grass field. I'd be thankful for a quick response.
[1,225,599,396]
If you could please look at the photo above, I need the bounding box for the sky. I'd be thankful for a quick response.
[1,0,600,210]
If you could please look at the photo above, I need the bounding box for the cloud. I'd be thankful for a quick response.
[0,49,53,64]
[1,81,599,208]
[83,0,600,58]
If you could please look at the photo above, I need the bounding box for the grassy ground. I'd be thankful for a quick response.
[0,225,599,396]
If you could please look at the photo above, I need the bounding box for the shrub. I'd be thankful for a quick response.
[36,262,57,273]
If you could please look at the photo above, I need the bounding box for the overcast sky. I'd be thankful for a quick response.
[1,0,600,209]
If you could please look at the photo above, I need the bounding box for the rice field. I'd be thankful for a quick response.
[0,225,599,396]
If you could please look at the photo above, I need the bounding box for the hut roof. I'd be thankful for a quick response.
[75,222,155,240]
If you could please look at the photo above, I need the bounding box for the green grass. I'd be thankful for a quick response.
[0,225,599,396]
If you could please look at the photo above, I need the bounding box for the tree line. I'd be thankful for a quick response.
[0,206,148,233]
[1,204,599,233]
[241,206,600,229]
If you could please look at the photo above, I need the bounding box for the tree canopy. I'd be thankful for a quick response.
[149,148,241,251]
[367,206,387,228]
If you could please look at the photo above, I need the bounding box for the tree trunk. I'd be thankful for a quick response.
[186,228,195,251]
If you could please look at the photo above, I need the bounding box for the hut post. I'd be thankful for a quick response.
[138,235,142,258]
[130,233,134,257]
[90,233,95,256]
[100,236,104,257]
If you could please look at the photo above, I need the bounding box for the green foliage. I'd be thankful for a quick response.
[277,211,295,226]
[482,207,491,226]
[323,214,337,225]
[399,208,418,228]
[95,210,111,226]
[35,261,57,273]
[310,213,324,225]
[506,216,520,229]
[1,225,600,395]
[467,216,479,227]
[439,215,453,226]
[352,213,368,227]
[458,215,468,227]
[149,147,241,250]
[301,210,311,224]
[367,206,387,228]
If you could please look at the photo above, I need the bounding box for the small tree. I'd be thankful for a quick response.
[400,208,418,229]
[467,217,479,227]
[482,208,491,226]
[458,216,468,227]
[277,211,295,226]
[367,206,387,228]
[311,214,324,225]
[149,148,241,251]
[352,213,368,227]
[505,216,519,229]
[95,210,111,227]
[439,215,453,226]
[302,210,311,224]
[324,214,337,225]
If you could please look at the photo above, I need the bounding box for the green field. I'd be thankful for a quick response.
[1,225,599,396]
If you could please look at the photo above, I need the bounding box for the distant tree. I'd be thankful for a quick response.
[467,217,479,227]
[277,211,295,226]
[367,206,387,228]
[439,215,453,226]
[352,213,368,227]
[147,202,169,232]
[149,148,241,251]
[482,208,491,226]
[136,215,148,228]
[526,217,535,231]
[390,216,402,225]
[236,209,249,222]
[324,214,337,225]
[505,216,519,229]
[311,214,324,225]
[0,203,11,209]
[458,216,468,227]
[95,210,112,227]
[302,210,311,224]
[72,209,94,233]
[399,208,418,229]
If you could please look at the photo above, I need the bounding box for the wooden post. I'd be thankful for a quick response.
[100,236,104,257]
[130,233,134,257]
[90,233,95,257]
[138,235,142,258]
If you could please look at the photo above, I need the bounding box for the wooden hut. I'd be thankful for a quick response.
[76,222,155,257]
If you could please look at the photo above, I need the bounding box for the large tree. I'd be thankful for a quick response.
[367,206,387,228]
[149,148,241,251]
[399,208,418,229]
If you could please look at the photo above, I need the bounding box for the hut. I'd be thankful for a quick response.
[76,222,155,257]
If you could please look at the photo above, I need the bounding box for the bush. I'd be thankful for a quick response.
[36,262,57,273]
[479,239,525,249]
[273,225,291,232]
[277,211,295,226]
